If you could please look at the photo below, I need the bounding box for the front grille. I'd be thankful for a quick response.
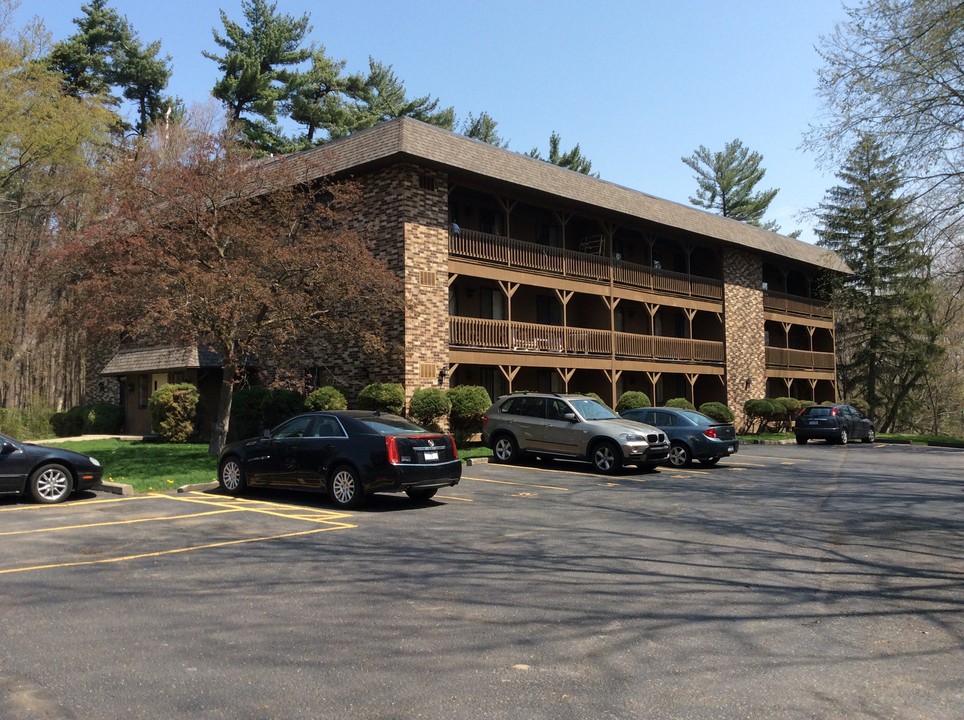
[646,433,666,444]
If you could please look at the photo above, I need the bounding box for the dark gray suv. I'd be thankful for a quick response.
[481,393,670,473]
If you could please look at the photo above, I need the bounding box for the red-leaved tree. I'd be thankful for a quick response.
[53,117,401,453]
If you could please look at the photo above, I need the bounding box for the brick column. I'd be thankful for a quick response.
[722,249,766,430]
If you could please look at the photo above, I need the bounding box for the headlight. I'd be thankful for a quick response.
[89,457,101,467]
[619,432,648,443]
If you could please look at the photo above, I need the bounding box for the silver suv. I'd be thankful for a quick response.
[482,393,670,473]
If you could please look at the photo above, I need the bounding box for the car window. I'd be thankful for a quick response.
[654,411,676,426]
[273,416,313,439]
[517,397,546,418]
[360,417,429,434]
[547,399,570,421]
[804,407,831,417]
[312,416,348,438]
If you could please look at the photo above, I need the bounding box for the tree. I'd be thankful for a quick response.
[682,139,780,230]
[816,133,941,430]
[330,58,454,139]
[46,0,174,136]
[287,46,359,145]
[528,131,596,175]
[808,0,964,225]
[204,0,312,148]
[461,111,508,148]
[52,116,402,453]
[0,1,114,409]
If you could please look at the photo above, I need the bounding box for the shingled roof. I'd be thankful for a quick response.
[261,117,848,274]
[101,346,222,376]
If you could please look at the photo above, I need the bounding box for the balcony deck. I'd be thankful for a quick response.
[450,317,725,364]
[450,229,723,302]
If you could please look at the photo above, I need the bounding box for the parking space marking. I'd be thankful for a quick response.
[462,475,569,492]
[0,492,356,577]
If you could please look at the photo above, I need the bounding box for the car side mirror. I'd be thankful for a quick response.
[1,441,15,455]
[563,412,577,423]
[261,429,271,439]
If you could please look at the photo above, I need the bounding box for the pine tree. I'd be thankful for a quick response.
[682,139,779,230]
[528,131,596,176]
[816,133,941,429]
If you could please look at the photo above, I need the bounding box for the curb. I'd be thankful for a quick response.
[465,457,490,466]
[177,482,220,493]
[95,481,133,496]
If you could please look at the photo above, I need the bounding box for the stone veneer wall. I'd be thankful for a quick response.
[722,248,766,431]
[342,163,450,406]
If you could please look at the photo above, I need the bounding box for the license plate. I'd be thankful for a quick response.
[424,451,438,461]
[809,420,818,425]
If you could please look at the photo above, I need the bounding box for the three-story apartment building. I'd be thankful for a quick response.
[104,117,847,433]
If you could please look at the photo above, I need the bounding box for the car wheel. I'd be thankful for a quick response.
[838,428,848,445]
[698,456,721,466]
[795,435,808,445]
[29,464,73,504]
[218,457,246,495]
[668,442,692,468]
[406,488,438,502]
[591,441,622,474]
[492,434,519,464]
[863,428,876,444]
[328,465,366,509]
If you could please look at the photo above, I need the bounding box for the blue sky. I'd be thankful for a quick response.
[26,0,850,243]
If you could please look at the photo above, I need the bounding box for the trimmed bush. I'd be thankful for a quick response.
[771,397,802,431]
[229,387,269,440]
[409,387,451,430]
[665,397,696,410]
[616,391,651,413]
[743,398,778,433]
[699,402,734,423]
[261,388,304,428]
[304,386,347,411]
[83,403,123,434]
[50,406,88,437]
[150,383,200,443]
[447,385,491,443]
[357,383,405,414]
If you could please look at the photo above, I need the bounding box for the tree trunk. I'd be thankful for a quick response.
[208,368,236,456]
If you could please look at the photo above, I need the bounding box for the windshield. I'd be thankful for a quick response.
[570,398,618,421]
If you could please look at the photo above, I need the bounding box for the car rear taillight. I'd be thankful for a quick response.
[448,434,459,459]
[831,407,838,416]
[703,427,718,439]
[386,435,400,464]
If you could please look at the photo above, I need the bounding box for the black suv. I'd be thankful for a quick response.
[481,393,670,473]
[793,404,875,445]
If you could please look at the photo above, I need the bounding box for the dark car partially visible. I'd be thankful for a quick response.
[0,433,104,504]
[217,411,461,509]
[793,404,875,445]
[620,407,739,467]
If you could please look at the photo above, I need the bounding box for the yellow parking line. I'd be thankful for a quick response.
[0,494,157,512]
[0,527,348,576]
[463,475,569,492]
[0,507,241,537]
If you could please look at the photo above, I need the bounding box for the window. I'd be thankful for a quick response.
[480,288,504,320]
[137,375,149,409]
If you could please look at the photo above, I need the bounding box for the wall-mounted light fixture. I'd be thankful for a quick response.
[744,377,752,391]
[437,367,449,386]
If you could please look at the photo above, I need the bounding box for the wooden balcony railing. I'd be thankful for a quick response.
[765,347,836,371]
[763,291,833,320]
[450,229,723,301]
[450,316,725,364]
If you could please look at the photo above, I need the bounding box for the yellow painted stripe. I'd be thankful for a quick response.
[0,507,241,537]
[0,526,353,576]
[462,475,569,492]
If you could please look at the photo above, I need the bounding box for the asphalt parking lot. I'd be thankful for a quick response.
[1,443,961,720]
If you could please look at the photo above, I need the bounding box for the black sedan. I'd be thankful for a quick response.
[0,433,104,504]
[794,404,875,445]
[218,411,462,509]
[620,407,739,468]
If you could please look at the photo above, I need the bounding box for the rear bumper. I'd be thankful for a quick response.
[794,427,840,441]
[364,460,462,494]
